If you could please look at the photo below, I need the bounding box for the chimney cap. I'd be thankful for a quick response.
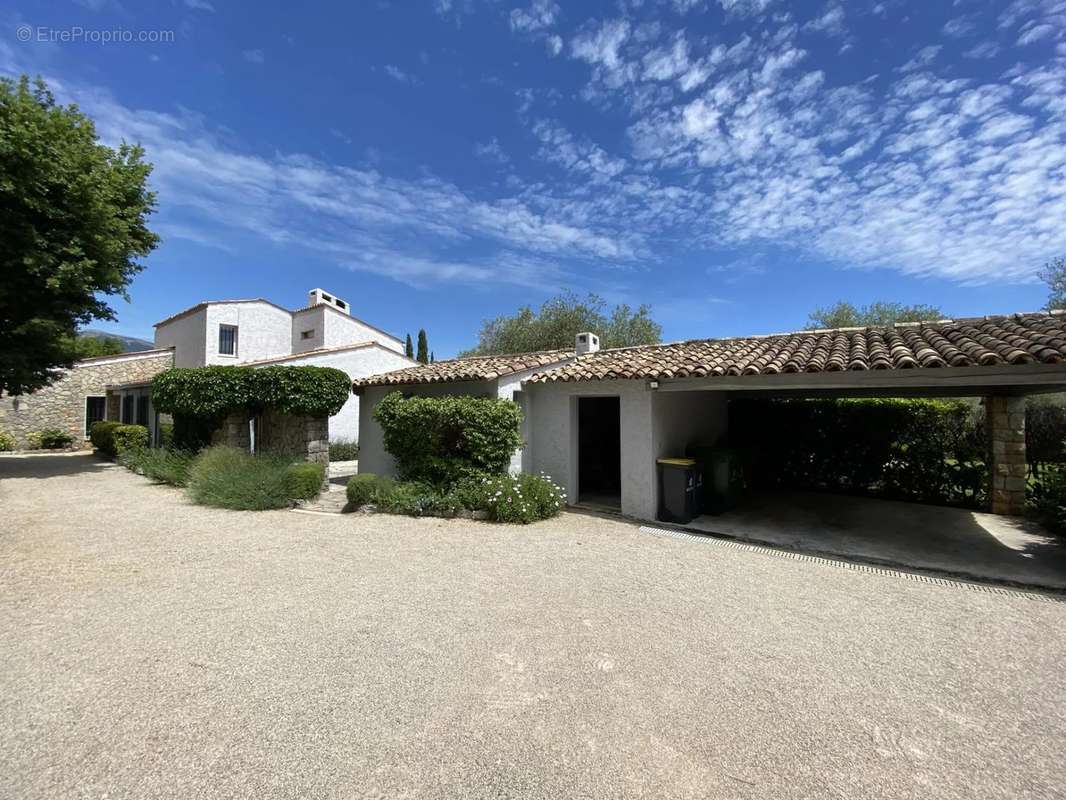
[575,331,600,355]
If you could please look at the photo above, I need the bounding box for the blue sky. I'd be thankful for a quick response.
[2,0,1065,356]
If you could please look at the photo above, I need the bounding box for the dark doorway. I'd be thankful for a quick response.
[578,396,621,508]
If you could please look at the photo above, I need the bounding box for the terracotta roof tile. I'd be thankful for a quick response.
[526,313,1066,383]
[354,349,574,388]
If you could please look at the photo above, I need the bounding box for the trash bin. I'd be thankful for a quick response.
[657,457,703,524]
[686,446,745,515]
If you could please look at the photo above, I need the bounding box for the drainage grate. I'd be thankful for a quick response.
[638,525,1065,603]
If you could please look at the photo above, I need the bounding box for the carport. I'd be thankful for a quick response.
[524,313,1066,585]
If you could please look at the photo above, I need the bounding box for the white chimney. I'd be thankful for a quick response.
[575,332,600,355]
[308,288,351,315]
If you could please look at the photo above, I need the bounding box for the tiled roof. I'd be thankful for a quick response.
[354,349,573,388]
[527,313,1066,383]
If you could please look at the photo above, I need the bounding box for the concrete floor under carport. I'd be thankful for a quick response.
[682,489,1066,591]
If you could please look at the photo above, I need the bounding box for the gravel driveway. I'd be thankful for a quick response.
[2,453,1065,799]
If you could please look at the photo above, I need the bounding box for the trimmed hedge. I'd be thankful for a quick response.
[374,392,524,486]
[113,424,149,454]
[730,398,987,508]
[329,438,359,461]
[346,473,397,507]
[286,462,326,500]
[89,421,122,456]
[152,365,351,419]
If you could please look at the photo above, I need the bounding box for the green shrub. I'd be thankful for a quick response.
[454,472,564,523]
[152,365,350,419]
[28,428,73,449]
[120,447,196,487]
[730,398,987,508]
[346,473,397,507]
[186,446,300,510]
[374,392,523,486]
[113,424,149,454]
[158,423,175,448]
[376,481,461,517]
[1028,465,1066,536]
[329,438,360,461]
[0,429,15,451]
[90,420,122,456]
[286,462,326,500]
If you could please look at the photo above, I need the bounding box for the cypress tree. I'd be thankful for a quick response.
[416,329,429,364]
[404,333,414,358]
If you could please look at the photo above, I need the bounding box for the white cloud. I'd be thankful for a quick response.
[571,19,630,71]
[963,41,1001,59]
[509,0,559,33]
[1017,22,1056,44]
[242,49,264,64]
[717,0,776,17]
[942,15,976,38]
[546,35,563,56]
[899,45,941,73]
[531,119,627,181]
[383,64,419,84]
[184,0,215,11]
[804,4,845,36]
[474,138,510,164]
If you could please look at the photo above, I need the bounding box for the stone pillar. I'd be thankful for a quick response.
[987,396,1026,516]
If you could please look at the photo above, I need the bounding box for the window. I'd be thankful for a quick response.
[300,329,315,340]
[136,395,150,427]
[219,324,238,356]
[84,396,106,436]
[121,394,134,424]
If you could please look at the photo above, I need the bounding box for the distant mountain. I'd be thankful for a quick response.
[79,329,155,353]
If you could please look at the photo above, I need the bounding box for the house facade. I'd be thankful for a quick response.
[150,287,414,442]
[355,313,1066,520]
[0,288,412,450]
[0,349,175,450]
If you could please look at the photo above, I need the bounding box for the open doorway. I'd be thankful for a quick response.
[578,396,621,509]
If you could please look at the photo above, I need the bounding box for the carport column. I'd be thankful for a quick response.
[987,396,1026,516]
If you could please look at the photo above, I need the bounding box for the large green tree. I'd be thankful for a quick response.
[1040,256,1066,311]
[806,301,944,329]
[0,75,159,396]
[461,291,662,356]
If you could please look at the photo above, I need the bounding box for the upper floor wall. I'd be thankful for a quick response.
[156,295,404,366]
[291,305,405,355]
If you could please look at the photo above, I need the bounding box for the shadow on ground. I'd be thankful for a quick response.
[0,452,114,481]
[687,489,1066,590]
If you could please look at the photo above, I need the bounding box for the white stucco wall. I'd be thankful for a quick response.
[323,307,404,352]
[256,344,414,442]
[527,380,657,520]
[291,307,326,353]
[154,309,208,368]
[204,302,293,366]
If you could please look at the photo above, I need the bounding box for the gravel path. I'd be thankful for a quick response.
[2,453,1065,799]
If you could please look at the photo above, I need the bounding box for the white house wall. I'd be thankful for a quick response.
[527,380,657,520]
[154,309,207,367]
[204,302,293,365]
[291,307,327,353]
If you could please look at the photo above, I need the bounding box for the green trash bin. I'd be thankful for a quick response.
[657,458,703,524]
[687,446,744,515]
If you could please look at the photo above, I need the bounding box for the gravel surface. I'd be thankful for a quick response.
[2,453,1065,799]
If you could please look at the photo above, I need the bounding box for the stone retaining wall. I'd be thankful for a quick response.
[211,410,329,484]
[987,395,1027,516]
[0,350,174,450]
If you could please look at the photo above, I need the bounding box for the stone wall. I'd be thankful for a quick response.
[211,409,329,482]
[0,350,174,450]
[987,395,1027,516]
